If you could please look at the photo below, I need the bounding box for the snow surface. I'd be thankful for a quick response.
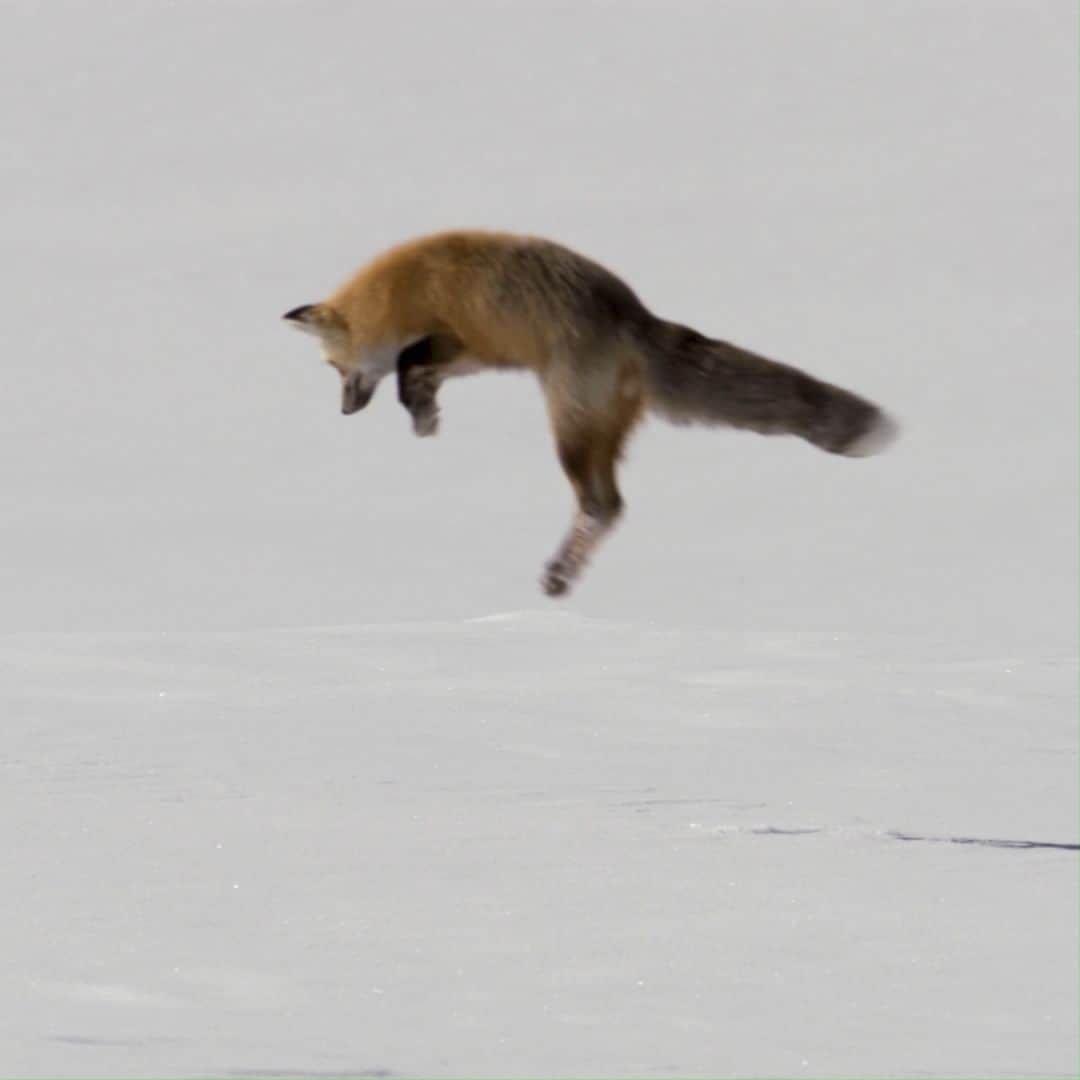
[2,1,1076,1076]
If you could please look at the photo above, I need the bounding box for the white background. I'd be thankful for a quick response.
[2,2,1076,1076]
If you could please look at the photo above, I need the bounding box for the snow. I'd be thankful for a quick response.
[2,1,1076,1076]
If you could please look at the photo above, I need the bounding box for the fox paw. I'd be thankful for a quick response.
[540,562,572,598]
[411,409,439,437]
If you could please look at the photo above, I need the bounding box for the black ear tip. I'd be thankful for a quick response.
[283,303,316,322]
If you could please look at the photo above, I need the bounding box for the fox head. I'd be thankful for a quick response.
[282,303,381,414]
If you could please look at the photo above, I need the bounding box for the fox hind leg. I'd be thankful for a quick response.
[541,368,642,597]
[541,441,615,596]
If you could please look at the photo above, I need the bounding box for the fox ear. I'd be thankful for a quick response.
[282,303,318,323]
[282,303,346,337]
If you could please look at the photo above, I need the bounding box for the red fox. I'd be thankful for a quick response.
[284,229,897,597]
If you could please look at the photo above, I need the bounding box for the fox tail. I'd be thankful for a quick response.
[642,319,897,456]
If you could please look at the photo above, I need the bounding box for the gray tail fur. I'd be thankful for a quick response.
[641,319,897,456]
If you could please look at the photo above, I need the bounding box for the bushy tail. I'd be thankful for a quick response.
[642,319,897,456]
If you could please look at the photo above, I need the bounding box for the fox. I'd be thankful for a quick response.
[283,229,897,597]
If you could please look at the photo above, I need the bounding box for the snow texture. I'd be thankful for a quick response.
[2,1,1076,1076]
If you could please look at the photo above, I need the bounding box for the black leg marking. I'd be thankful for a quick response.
[396,337,435,406]
[396,338,443,436]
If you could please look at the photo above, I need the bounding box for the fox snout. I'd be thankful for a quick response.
[341,372,376,415]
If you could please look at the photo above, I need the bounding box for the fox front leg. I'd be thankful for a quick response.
[397,334,469,437]
[396,338,443,436]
